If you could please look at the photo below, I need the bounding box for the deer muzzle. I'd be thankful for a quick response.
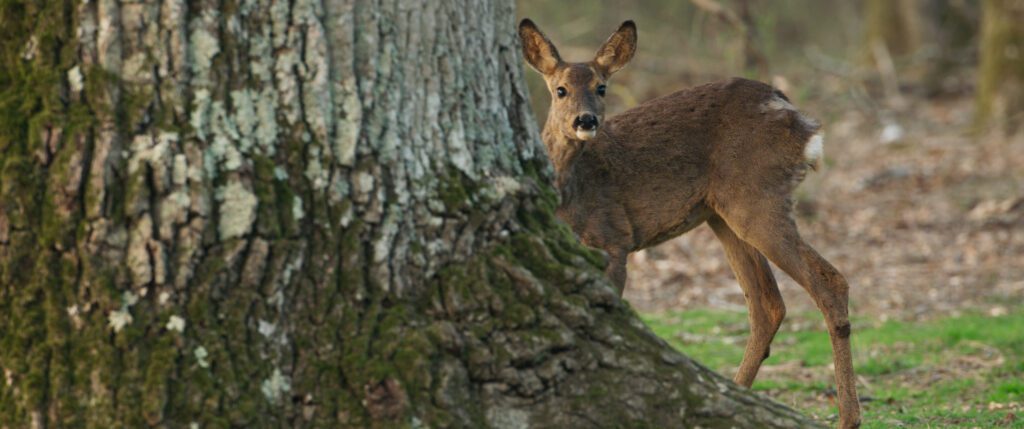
[573,113,599,140]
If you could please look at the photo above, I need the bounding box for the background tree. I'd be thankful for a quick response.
[0,0,817,427]
[862,0,923,104]
[976,0,1024,131]
[863,0,983,100]
[863,0,922,61]
[690,0,770,79]
[921,0,979,96]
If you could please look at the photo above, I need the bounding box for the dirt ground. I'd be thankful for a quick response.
[624,95,1024,321]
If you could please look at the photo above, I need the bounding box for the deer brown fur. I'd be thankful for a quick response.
[519,19,861,428]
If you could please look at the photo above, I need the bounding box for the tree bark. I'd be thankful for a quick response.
[0,0,819,427]
[976,0,1024,131]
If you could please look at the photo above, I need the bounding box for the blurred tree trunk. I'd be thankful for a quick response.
[864,0,922,60]
[0,0,819,428]
[976,0,1024,131]
[866,0,984,98]
[734,0,770,78]
[921,0,979,96]
[863,0,923,104]
[691,0,769,78]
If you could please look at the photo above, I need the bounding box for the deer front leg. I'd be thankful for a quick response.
[604,249,628,296]
[708,216,786,387]
[579,206,633,297]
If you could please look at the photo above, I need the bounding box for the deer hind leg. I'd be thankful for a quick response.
[716,205,861,428]
[708,215,786,388]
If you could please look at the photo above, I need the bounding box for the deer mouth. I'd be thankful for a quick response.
[575,128,597,140]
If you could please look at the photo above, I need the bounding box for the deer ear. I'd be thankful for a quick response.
[519,19,562,75]
[594,20,637,77]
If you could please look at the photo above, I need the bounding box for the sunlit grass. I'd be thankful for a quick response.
[642,308,1024,428]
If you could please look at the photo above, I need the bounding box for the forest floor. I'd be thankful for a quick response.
[624,94,1024,428]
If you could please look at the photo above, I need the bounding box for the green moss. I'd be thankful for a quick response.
[502,303,537,328]
[340,219,365,287]
[509,235,564,282]
[546,231,606,271]
[275,182,300,237]
[118,86,155,134]
[0,2,89,425]
[82,68,119,119]
[390,329,434,390]
[41,141,92,247]
[0,153,41,228]
[142,334,177,424]
[252,155,286,237]
[437,169,480,212]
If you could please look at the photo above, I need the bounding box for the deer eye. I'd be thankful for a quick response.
[597,85,607,97]
[556,87,567,98]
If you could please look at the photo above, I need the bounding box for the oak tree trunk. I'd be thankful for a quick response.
[0,0,819,427]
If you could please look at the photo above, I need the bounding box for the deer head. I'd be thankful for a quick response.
[519,19,637,141]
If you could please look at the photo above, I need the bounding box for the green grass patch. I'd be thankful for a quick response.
[642,308,1024,428]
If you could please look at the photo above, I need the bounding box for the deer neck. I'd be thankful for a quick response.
[541,117,589,186]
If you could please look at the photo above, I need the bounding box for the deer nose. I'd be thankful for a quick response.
[574,114,598,131]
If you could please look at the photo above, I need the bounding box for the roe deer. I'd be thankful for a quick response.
[519,19,861,428]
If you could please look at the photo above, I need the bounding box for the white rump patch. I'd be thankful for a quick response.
[804,133,824,168]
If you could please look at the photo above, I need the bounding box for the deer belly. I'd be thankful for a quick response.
[633,202,713,250]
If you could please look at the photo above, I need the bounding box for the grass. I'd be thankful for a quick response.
[641,308,1024,428]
